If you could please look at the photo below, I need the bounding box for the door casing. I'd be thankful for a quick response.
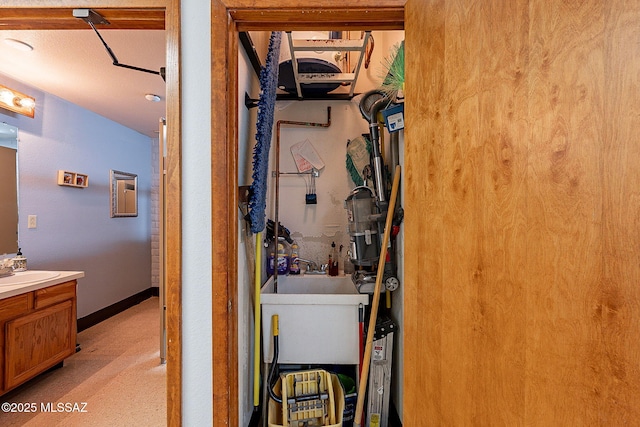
[0,1,182,425]
[212,1,405,425]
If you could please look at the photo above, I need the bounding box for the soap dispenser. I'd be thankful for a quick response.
[12,248,27,272]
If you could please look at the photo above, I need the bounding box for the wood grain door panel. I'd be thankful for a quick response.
[4,300,75,390]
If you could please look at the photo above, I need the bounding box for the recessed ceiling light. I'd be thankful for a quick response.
[3,38,34,52]
[145,94,161,102]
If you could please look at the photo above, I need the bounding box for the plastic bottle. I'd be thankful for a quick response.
[265,239,276,276]
[343,251,354,274]
[266,238,290,276]
[276,237,291,275]
[289,242,300,275]
[328,241,339,276]
[12,247,27,272]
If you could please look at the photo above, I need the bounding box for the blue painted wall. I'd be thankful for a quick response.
[0,72,152,318]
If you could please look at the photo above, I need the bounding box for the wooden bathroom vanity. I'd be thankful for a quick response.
[0,271,83,396]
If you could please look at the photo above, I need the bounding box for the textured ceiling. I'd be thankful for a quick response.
[0,29,166,138]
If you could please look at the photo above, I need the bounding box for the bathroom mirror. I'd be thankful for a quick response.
[0,123,18,254]
[110,170,138,217]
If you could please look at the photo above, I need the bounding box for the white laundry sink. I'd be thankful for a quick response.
[260,274,368,364]
[0,271,60,286]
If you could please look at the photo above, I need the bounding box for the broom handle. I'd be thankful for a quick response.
[253,232,262,407]
[354,165,401,427]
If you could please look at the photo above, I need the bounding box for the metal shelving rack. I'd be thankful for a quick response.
[286,31,371,98]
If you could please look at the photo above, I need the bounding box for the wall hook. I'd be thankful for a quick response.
[245,92,259,109]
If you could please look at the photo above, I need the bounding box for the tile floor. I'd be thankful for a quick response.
[0,297,166,427]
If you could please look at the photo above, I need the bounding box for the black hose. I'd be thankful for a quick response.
[247,407,261,427]
[267,335,282,404]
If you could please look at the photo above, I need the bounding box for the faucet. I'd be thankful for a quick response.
[295,258,326,274]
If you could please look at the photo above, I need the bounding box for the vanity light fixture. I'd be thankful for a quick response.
[0,84,35,118]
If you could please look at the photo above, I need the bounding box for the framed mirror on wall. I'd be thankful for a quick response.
[110,170,138,218]
[0,123,18,254]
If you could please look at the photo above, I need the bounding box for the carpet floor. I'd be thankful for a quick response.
[0,297,166,427]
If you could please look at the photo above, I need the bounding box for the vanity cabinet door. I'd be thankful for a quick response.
[4,299,76,390]
[0,293,31,394]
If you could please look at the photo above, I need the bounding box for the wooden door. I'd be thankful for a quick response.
[404,0,640,425]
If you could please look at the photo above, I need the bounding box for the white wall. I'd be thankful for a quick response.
[0,73,153,318]
[263,30,405,270]
[181,0,213,425]
[270,99,368,264]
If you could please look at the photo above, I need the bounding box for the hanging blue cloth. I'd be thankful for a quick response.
[248,31,282,234]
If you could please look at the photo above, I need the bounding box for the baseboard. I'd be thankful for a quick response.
[77,288,154,332]
[150,286,160,297]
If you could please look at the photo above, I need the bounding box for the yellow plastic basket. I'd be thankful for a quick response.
[268,370,344,427]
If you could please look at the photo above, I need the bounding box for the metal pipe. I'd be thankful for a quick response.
[390,130,400,171]
[275,169,318,176]
[368,98,389,203]
[273,107,331,290]
[372,156,386,203]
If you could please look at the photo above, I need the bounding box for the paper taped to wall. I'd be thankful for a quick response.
[291,139,325,172]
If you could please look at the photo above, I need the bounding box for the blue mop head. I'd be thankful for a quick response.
[248,31,282,233]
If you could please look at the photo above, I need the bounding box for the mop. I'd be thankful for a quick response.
[249,30,282,235]
[248,31,282,412]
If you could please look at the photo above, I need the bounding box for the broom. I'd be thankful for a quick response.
[379,40,405,103]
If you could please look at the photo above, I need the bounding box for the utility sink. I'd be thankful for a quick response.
[261,274,368,365]
[0,271,60,286]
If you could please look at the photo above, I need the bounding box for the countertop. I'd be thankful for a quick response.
[0,270,84,300]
